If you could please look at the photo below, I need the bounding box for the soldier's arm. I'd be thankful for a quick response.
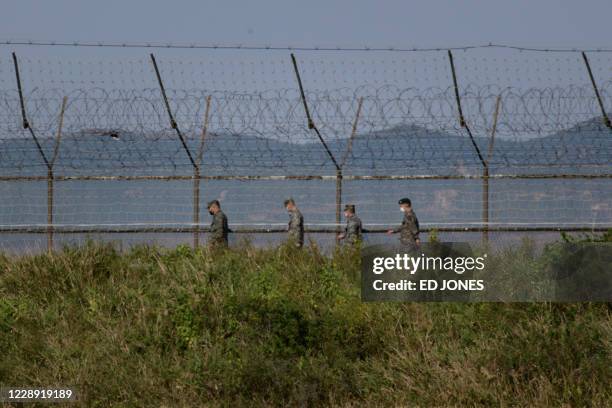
[209,218,217,233]
[391,219,405,233]
[336,220,347,239]
[222,214,231,233]
[347,220,358,236]
[210,214,222,235]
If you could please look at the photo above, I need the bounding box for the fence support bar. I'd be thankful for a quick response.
[197,96,212,165]
[51,96,68,167]
[487,96,501,164]
[341,97,364,167]
[290,53,341,171]
[150,53,198,169]
[12,52,29,129]
[447,50,487,168]
[581,52,612,129]
[12,52,51,170]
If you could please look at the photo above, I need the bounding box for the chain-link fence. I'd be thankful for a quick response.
[1,45,610,252]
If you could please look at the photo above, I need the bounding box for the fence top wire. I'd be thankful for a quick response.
[2,40,612,52]
[0,46,611,177]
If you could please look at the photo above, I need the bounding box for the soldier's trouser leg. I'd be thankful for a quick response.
[399,241,418,254]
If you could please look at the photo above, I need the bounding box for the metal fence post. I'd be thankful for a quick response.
[193,167,200,247]
[335,169,343,238]
[47,96,67,252]
[483,95,501,245]
[194,95,212,247]
[47,169,53,251]
[338,97,364,241]
[482,167,488,245]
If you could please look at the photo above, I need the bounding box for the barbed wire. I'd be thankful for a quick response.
[0,49,610,178]
[0,83,610,177]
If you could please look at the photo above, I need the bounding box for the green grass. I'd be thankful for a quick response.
[0,240,610,407]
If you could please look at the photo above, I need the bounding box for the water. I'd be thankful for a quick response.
[1,178,610,253]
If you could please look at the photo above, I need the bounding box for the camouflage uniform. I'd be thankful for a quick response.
[287,208,304,248]
[209,210,229,247]
[342,215,362,244]
[393,209,420,250]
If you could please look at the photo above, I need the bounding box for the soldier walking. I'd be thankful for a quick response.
[284,198,304,248]
[337,204,362,245]
[207,200,228,248]
[387,197,420,250]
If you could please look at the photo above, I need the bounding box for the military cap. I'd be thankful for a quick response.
[207,199,221,208]
[398,197,412,206]
[344,204,356,213]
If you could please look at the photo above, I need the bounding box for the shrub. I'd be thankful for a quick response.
[0,241,609,406]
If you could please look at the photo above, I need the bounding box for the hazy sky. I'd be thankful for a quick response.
[1,0,611,48]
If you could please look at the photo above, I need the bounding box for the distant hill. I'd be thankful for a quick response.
[1,116,610,177]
